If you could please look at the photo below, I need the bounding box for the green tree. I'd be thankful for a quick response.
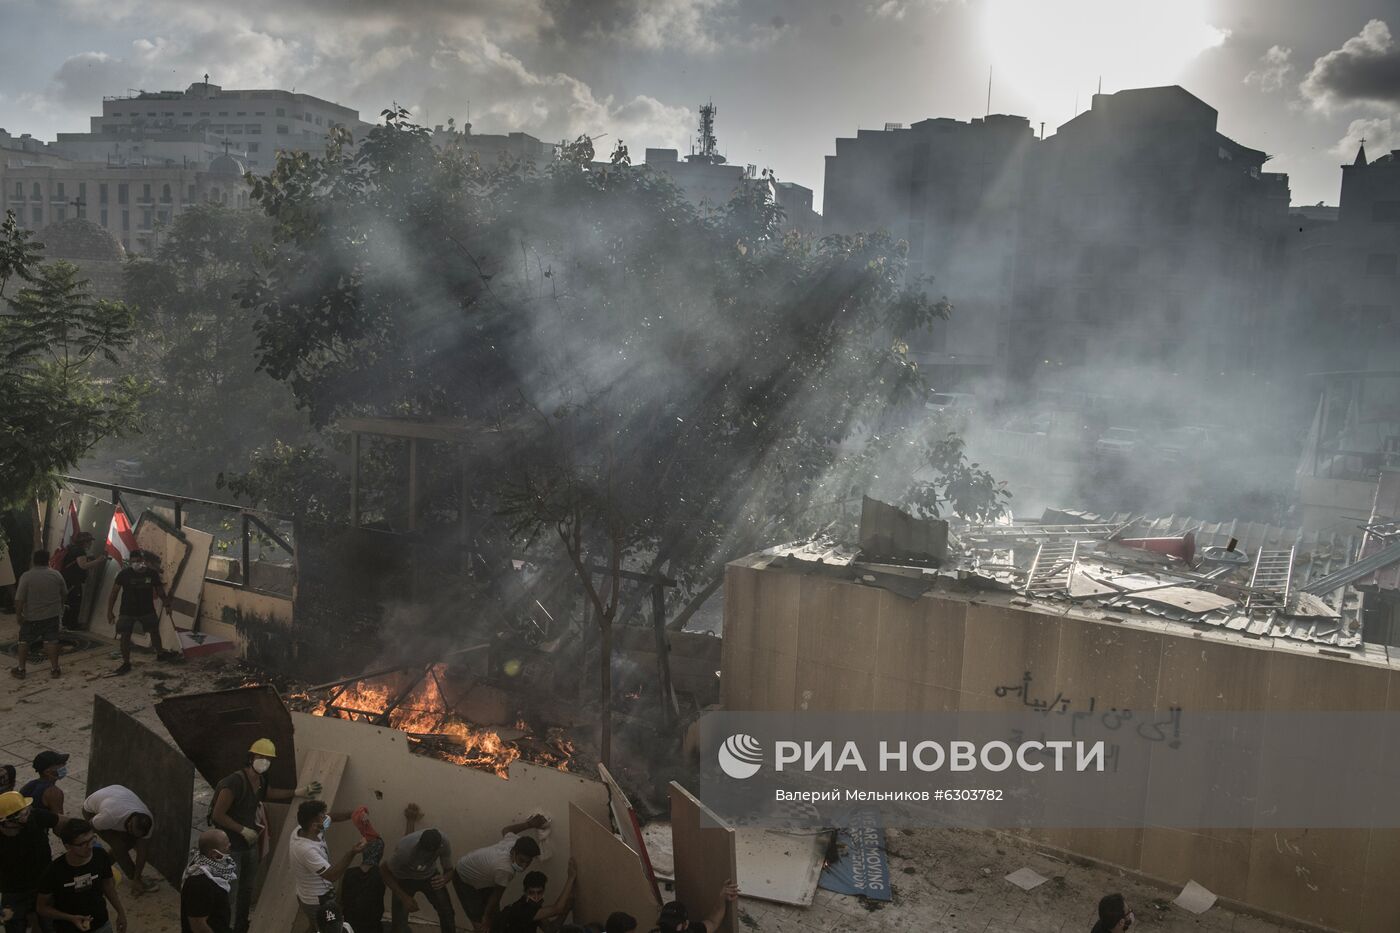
[240,113,1007,762]
[118,205,309,496]
[0,211,141,507]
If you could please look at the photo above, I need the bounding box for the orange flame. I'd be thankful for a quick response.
[310,665,573,778]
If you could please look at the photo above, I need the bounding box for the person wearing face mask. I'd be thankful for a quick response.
[107,550,177,675]
[452,814,548,933]
[289,800,364,933]
[209,739,322,933]
[493,863,576,933]
[0,790,61,933]
[181,830,237,933]
[20,751,69,817]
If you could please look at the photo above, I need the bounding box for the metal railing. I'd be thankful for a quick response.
[61,475,292,592]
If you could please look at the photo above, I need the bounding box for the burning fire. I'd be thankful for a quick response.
[307,664,574,778]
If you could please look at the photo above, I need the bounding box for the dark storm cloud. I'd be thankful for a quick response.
[1301,18,1400,108]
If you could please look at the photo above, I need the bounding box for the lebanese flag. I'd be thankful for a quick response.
[106,507,138,562]
[49,501,80,569]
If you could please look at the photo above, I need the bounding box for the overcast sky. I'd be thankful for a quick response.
[2,0,1398,208]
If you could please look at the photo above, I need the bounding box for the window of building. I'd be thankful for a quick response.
[210,187,220,203]
[31,206,42,224]
[99,183,108,203]
[141,208,152,229]
[210,125,225,134]
[31,183,41,200]
[276,107,286,117]
[247,142,260,153]
[315,115,322,125]
[276,125,289,134]
[1373,201,1400,223]
[157,208,170,225]
[161,184,171,203]
[100,207,108,227]
[236,111,246,116]
[218,111,228,116]
[1366,253,1398,276]
[183,111,193,117]
[200,111,210,117]
[147,111,157,117]
[111,111,122,116]
[13,182,22,199]
[228,127,242,134]
[255,111,265,116]
[122,209,129,230]
[247,125,261,134]
[54,206,66,222]
[142,183,152,202]
[118,183,128,205]
[54,182,65,200]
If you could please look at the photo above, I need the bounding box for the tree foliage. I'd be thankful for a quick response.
[118,205,309,496]
[238,111,1009,757]
[0,211,141,507]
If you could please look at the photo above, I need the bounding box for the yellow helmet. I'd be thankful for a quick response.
[248,738,278,758]
[0,791,33,820]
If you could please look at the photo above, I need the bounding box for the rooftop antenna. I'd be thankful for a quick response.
[1097,75,1102,94]
[691,101,724,164]
[986,66,993,116]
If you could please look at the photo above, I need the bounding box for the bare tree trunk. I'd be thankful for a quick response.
[599,609,613,768]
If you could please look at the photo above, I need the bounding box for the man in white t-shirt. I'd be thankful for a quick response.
[453,814,549,933]
[289,799,365,933]
[82,784,157,896]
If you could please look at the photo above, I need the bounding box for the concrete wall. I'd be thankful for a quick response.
[721,557,1400,933]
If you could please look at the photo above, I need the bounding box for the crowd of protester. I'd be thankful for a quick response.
[0,740,741,933]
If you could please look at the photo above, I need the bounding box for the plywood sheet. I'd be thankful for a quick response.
[569,802,661,929]
[669,782,736,933]
[733,827,824,906]
[597,763,660,900]
[290,711,610,906]
[86,695,195,885]
[796,576,880,672]
[874,590,965,690]
[248,748,348,933]
[156,686,298,791]
[959,603,1062,710]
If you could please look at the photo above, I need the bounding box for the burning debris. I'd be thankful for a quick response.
[283,661,581,778]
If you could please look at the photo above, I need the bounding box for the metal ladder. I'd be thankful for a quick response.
[1024,540,1084,595]
[1247,546,1295,609]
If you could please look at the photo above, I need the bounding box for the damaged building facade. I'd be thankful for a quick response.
[722,502,1400,933]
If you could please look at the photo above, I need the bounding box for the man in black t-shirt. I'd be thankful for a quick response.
[0,790,61,933]
[37,819,126,933]
[181,829,235,933]
[341,837,386,933]
[495,864,575,933]
[59,532,107,630]
[106,551,176,675]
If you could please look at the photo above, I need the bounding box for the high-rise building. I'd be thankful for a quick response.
[1,79,373,255]
[821,87,1293,387]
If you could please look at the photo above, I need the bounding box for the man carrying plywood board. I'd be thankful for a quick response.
[667,783,739,933]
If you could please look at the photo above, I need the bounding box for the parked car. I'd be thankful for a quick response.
[925,391,977,415]
[1094,427,1140,458]
[1155,425,1216,465]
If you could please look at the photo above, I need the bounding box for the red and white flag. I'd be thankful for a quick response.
[49,501,80,569]
[106,507,139,562]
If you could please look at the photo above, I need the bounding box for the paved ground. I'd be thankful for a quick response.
[0,609,1311,933]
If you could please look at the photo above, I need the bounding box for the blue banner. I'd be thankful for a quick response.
[818,808,891,901]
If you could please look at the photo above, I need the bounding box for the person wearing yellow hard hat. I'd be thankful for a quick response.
[0,789,61,932]
[209,738,322,933]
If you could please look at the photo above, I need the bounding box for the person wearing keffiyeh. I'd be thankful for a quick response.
[181,829,239,933]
